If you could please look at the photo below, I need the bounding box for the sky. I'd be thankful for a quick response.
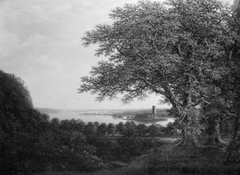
[0,0,234,110]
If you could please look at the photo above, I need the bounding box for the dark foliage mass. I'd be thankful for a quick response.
[0,70,52,174]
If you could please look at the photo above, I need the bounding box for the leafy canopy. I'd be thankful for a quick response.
[79,0,233,113]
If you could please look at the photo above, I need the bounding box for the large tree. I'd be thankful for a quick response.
[224,0,240,162]
[79,0,233,146]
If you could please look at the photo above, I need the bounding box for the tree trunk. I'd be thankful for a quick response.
[225,108,240,163]
[205,115,226,146]
[175,106,201,147]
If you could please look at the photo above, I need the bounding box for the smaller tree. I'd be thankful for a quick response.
[51,118,60,130]
[60,119,71,131]
[124,121,137,136]
[94,121,100,128]
[76,120,86,133]
[116,122,125,135]
[136,124,148,136]
[147,124,160,137]
[97,123,108,136]
[107,123,116,135]
[84,122,97,136]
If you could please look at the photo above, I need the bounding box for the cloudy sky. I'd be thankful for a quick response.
[0,0,233,110]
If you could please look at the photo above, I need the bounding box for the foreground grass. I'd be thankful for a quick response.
[36,144,240,175]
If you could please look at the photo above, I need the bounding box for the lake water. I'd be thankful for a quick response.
[48,110,174,127]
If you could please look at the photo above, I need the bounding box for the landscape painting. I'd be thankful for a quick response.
[1,0,240,175]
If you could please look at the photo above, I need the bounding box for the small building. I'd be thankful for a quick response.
[152,105,157,116]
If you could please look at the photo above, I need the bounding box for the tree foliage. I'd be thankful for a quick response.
[0,70,33,113]
[224,0,240,163]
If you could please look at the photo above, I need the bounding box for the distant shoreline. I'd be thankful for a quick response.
[123,117,167,123]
